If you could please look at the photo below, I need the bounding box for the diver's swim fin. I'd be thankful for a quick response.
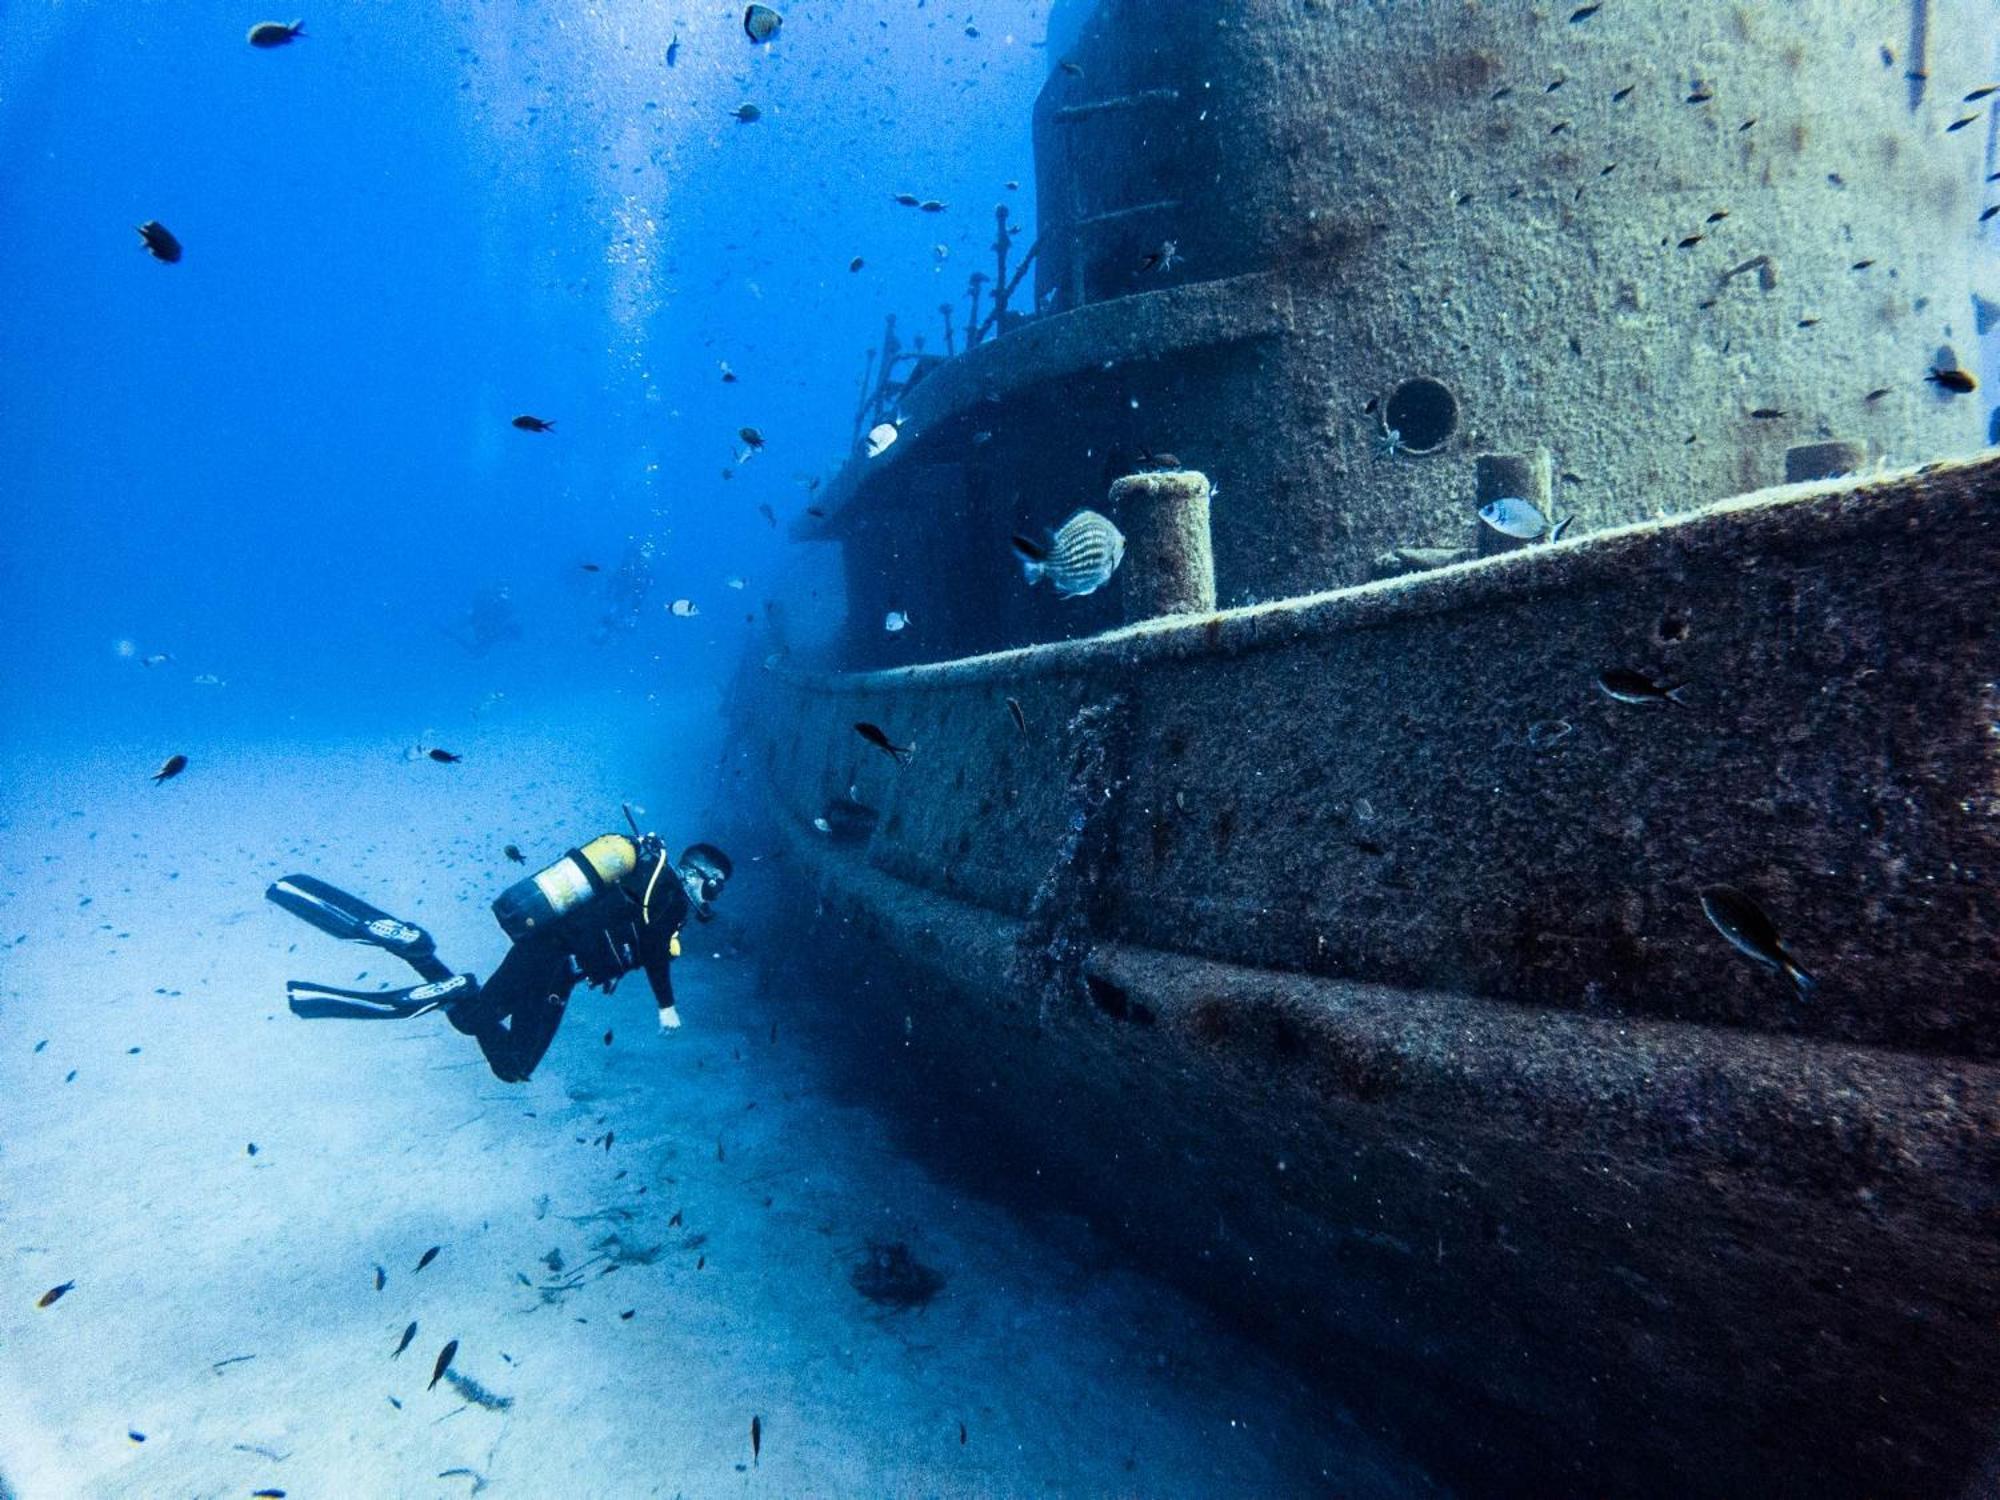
[266,874,454,983]
[286,973,478,1021]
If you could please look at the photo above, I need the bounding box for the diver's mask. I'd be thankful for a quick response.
[678,842,733,922]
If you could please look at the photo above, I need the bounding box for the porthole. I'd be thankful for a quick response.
[1384,377,1459,454]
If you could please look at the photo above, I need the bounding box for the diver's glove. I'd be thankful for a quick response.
[641,925,680,1032]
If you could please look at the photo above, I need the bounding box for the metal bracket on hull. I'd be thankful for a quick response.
[1016,694,1131,1028]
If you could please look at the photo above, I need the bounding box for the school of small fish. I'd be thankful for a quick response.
[50,5,2000,1493]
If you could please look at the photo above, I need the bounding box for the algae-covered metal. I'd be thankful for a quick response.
[734,3,2000,1494]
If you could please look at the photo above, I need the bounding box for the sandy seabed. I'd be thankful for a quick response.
[0,696,1435,1499]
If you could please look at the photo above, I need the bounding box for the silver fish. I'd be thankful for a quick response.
[1012,509,1126,597]
[1478,496,1555,539]
[884,611,910,632]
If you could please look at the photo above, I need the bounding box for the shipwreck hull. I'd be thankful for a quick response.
[741,456,2000,1497]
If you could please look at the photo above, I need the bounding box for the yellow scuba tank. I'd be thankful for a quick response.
[492,834,640,940]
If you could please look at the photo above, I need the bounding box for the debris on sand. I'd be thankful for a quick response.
[444,1367,513,1411]
[851,1241,945,1310]
[593,1231,666,1267]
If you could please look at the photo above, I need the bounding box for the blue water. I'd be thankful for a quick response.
[0,5,1434,1496]
[1,0,1064,736]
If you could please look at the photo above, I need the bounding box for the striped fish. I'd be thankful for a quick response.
[1012,509,1126,597]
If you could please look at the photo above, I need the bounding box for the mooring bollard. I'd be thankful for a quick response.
[1473,449,1553,557]
[1112,469,1216,622]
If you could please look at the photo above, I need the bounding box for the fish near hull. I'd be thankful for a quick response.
[735,454,2000,1499]
[761,456,2000,1051]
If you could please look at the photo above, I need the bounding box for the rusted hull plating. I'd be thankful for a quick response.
[739,456,2000,1497]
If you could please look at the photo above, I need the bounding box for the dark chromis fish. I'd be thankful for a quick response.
[429,1339,459,1390]
[853,722,914,765]
[136,221,182,263]
[1597,668,1687,705]
[1012,509,1125,597]
[246,20,305,47]
[1700,885,1816,998]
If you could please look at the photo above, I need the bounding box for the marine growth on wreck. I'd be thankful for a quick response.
[2,2,1996,1498]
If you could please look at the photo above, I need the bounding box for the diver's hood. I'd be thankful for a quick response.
[682,842,733,883]
[679,845,731,918]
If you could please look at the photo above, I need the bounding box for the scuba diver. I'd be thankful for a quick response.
[441,583,522,657]
[266,812,732,1083]
[590,539,656,646]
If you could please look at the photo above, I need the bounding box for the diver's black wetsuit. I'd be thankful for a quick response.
[269,851,692,1083]
[446,867,689,1080]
